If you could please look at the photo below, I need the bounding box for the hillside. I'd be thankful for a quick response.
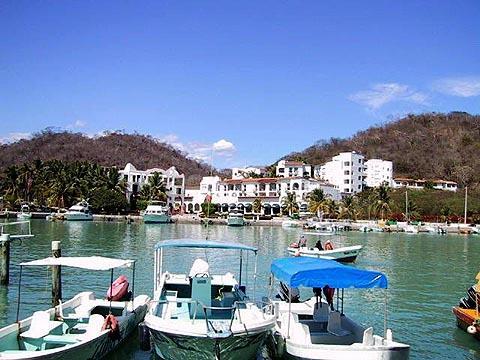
[286,112,480,187]
[0,130,214,185]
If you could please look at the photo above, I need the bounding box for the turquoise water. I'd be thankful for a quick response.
[1,220,480,359]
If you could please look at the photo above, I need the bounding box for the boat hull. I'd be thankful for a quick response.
[453,306,480,340]
[143,214,171,223]
[149,327,268,360]
[227,218,245,226]
[287,245,362,263]
[65,213,93,221]
[17,213,32,220]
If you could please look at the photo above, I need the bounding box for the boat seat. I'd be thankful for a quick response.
[313,302,329,323]
[362,327,374,346]
[190,275,212,319]
[327,311,351,337]
[20,311,53,339]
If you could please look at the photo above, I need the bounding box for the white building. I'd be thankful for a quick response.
[393,178,458,192]
[316,152,366,194]
[276,160,312,178]
[119,163,185,208]
[184,176,340,215]
[231,166,265,179]
[365,159,393,187]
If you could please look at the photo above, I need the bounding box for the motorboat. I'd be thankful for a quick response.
[0,256,149,359]
[453,271,480,339]
[17,204,32,220]
[358,225,383,233]
[282,219,301,228]
[403,225,418,234]
[65,201,93,221]
[287,238,362,263]
[227,211,245,226]
[144,239,276,360]
[269,257,410,360]
[143,201,171,224]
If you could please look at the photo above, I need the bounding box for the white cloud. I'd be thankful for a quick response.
[349,83,428,110]
[433,76,480,97]
[157,135,236,163]
[0,132,32,144]
[66,119,87,130]
[213,139,235,152]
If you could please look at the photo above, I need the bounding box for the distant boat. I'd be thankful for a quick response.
[143,201,171,224]
[17,204,32,220]
[227,211,245,226]
[0,256,149,359]
[282,219,301,228]
[65,201,93,221]
[404,224,418,234]
[287,243,362,263]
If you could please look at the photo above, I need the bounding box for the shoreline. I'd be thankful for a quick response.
[1,211,478,234]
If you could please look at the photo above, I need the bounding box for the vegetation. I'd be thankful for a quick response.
[0,129,216,185]
[0,160,129,213]
[282,192,298,217]
[284,112,480,188]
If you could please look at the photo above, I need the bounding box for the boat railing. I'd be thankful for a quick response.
[0,220,33,239]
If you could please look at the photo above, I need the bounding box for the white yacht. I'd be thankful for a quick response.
[270,257,410,360]
[144,239,276,360]
[143,201,171,224]
[65,201,93,221]
[17,204,32,220]
[227,211,245,226]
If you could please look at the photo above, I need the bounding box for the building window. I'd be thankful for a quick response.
[344,170,350,175]
[344,188,350,193]
[358,167,362,172]
[279,168,284,173]
[358,185,361,190]
[344,161,350,166]
[344,179,350,184]
[293,183,299,190]
[358,159,362,163]
[358,176,361,180]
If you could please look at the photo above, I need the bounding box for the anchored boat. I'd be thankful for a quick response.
[0,256,149,359]
[453,272,480,339]
[269,257,410,360]
[16,204,32,220]
[143,201,171,224]
[144,239,276,360]
[287,237,362,263]
[65,200,93,221]
[227,211,245,226]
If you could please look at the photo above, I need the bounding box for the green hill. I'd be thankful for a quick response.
[285,112,480,187]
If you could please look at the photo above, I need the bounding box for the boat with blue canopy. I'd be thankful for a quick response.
[144,239,275,360]
[269,257,410,360]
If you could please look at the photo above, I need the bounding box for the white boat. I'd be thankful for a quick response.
[270,257,410,360]
[227,211,245,226]
[287,244,362,263]
[404,225,418,234]
[144,239,276,360]
[0,256,149,359]
[143,201,171,224]
[358,225,383,233]
[65,201,93,221]
[17,204,32,220]
[282,219,301,228]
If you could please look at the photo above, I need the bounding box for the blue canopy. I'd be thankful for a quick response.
[271,257,387,289]
[155,239,257,252]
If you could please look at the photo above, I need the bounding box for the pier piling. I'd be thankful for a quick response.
[51,241,62,307]
[0,234,11,285]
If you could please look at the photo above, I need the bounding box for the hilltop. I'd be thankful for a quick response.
[285,112,480,187]
[0,130,214,185]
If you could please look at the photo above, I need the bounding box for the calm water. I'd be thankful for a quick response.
[1,220,480,359]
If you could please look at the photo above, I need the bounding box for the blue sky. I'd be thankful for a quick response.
[1,1,479,168]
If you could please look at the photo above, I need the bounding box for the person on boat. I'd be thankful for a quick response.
[315,240,323,251]
[276,282,300,303]
[299,235,307,247]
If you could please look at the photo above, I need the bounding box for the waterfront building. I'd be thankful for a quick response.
[276,160,312,178]
[231,166,266,179]
[365,159,393,187]
[393,178,458,192]
[184,175,340,215]
[119,163,185,208]
[315,151,366,194]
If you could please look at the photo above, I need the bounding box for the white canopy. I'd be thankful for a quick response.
[20,256,134,271]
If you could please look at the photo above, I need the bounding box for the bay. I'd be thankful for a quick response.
[0,220,479,359]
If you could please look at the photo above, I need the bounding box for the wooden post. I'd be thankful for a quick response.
[51,241,62,307]
[0,234,10,285]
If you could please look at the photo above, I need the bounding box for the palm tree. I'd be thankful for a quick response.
[339,195,358,220]
[374,184,391,220]
[252,198,262,214]
[147,172,167,201]
[282,192,299,217]
[307,188,328,220]
[3,166,20,203]
[323,198,339,219]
